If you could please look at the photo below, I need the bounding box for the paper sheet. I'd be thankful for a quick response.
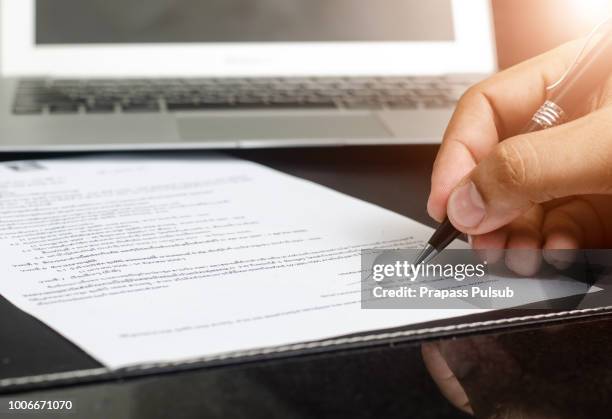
[0,156,596,369]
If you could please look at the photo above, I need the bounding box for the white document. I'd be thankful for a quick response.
[0,156,595,369]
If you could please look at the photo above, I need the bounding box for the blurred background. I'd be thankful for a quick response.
[34,0,612,70]
[5,0,612,148]
[493,0,612,68]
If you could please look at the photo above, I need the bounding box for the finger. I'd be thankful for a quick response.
[504,205,544,276]
[421,343,473,415]
[427,40,581,222]
[471,229,508,264]
[446,108,612,235]
[542,197,606,269]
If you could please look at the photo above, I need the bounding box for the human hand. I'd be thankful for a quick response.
[427,40,612,275]
[422,320,612,419]
[421,336,521,417]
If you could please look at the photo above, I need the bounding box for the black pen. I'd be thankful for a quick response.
[415,22,612,265]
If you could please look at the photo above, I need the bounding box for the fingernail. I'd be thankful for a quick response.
[447,182,486,228]
[506,248,542,276]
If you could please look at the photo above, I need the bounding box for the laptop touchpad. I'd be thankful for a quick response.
[177,113,391,141]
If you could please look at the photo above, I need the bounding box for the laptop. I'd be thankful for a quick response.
[0,0,496,151]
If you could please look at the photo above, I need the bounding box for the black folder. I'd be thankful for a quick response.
[2,148,612,394]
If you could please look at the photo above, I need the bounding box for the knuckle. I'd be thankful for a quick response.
[489,140,531,192]
[458,83,484,105]
[459,75,499,103]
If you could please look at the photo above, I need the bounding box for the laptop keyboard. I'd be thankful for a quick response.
[12,76,476,115]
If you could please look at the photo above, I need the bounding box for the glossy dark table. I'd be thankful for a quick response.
[1,146,611,419]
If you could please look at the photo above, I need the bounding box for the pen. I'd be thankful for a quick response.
[415,22,612,265]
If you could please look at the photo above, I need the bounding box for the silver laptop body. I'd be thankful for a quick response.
[0,0,496,151]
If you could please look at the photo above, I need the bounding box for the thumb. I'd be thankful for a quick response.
[445,110,612,235]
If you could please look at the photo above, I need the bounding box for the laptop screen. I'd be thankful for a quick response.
[35,0,455,44]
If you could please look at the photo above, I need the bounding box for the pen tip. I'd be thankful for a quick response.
[413,253,425,266]
[414,244,432,265]
[414,244,435,265]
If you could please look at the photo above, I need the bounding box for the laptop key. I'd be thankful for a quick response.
[121,101,160,112]
[85,103,116,113]
[49,103,80,113]
[13,106,43,114]
[386,99,418,109]
[302,99,337,108]
[234,98,267,106]
[423,98,456,109]
[342,100,383,110]
[166,101,229,111]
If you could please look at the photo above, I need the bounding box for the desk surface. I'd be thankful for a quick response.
[1,146,611,419]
